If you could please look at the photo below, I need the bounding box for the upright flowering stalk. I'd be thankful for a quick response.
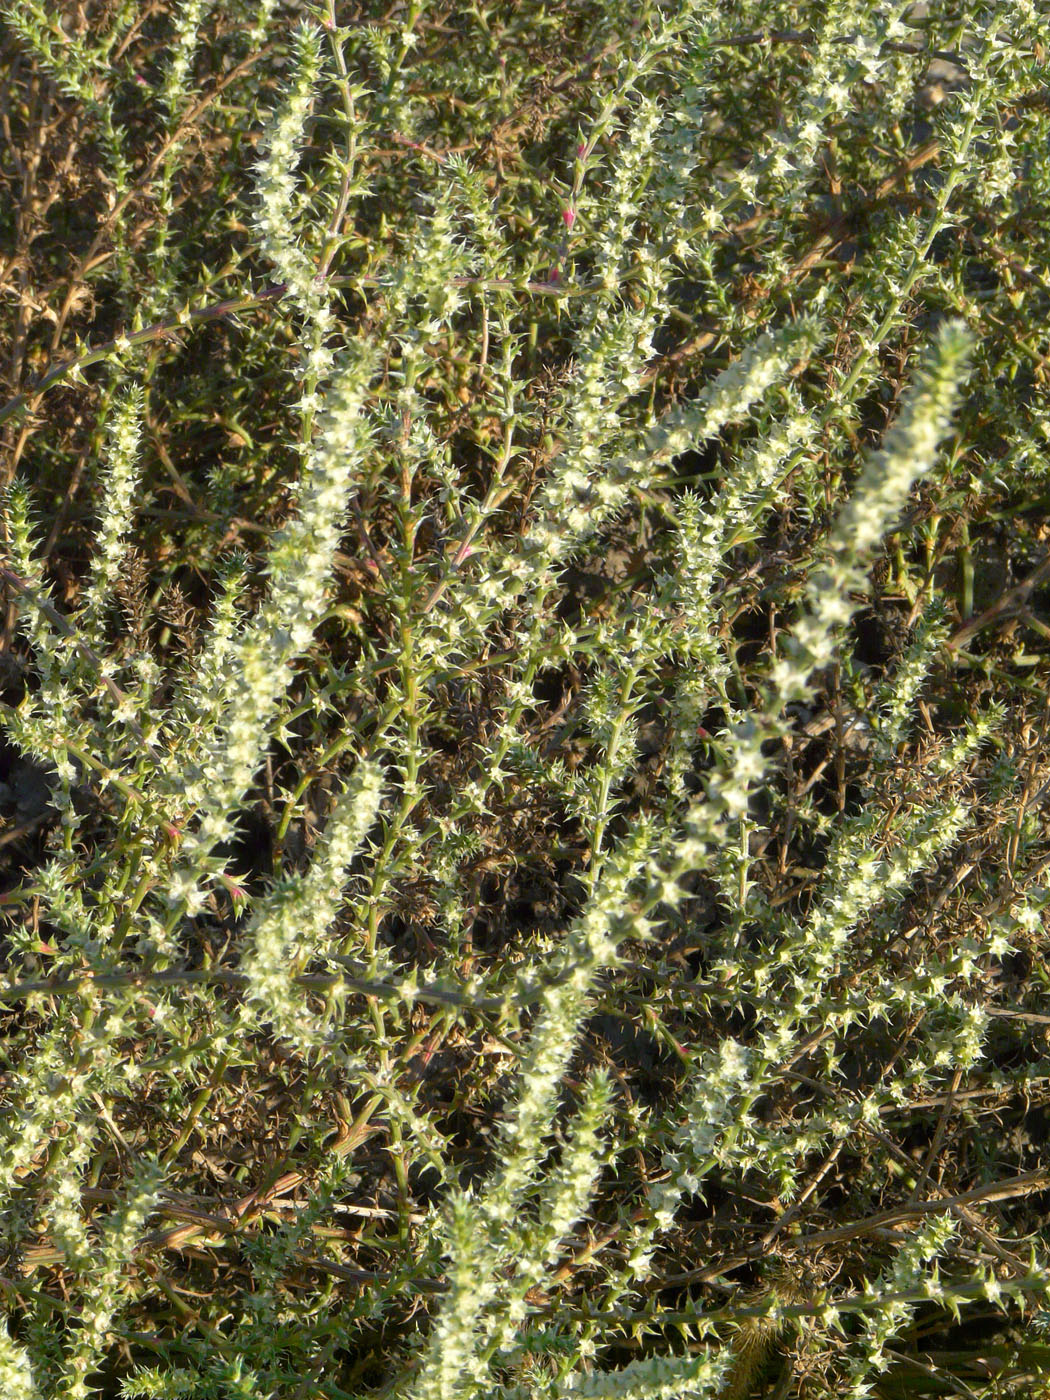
[154,342,376,901]
[767,321,974,712]
[137,0,218,322]
[78,386,145,648]
[52,1158,167,1400]
[152,22,375,917]
[239,758,385,1051]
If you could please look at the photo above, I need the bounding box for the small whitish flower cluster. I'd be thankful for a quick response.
[41,1134,97,1277]
[996,887,1050,941]
[0,1326,37,1400]
[650,389,816,719]
[640,11,714,264]
[0,1023,108,1200]
[158,0,210,122]
[925,705,1004,780]
[624,319,823,501]
[0,491,117,818]
[245,0,279,51]
[586,95,664,295]
[698,390,819,571]
[523,1071,614,1272]
[745,798,972,998]
[374,181,474,349]
[2,482,55,655]
[406,1185,502,1400]
[155,553,248,771]
[240,759,384,1050]
[566,0,704,273]
[834,337,973,563]
[676,799,970,1204]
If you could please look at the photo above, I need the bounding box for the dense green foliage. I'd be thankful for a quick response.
[0,1,1049,1396]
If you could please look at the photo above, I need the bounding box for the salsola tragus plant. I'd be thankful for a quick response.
[0,0,1049,1396]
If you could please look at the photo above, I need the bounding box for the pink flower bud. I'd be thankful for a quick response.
[217,873,246,902]
[562,207,576,229]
